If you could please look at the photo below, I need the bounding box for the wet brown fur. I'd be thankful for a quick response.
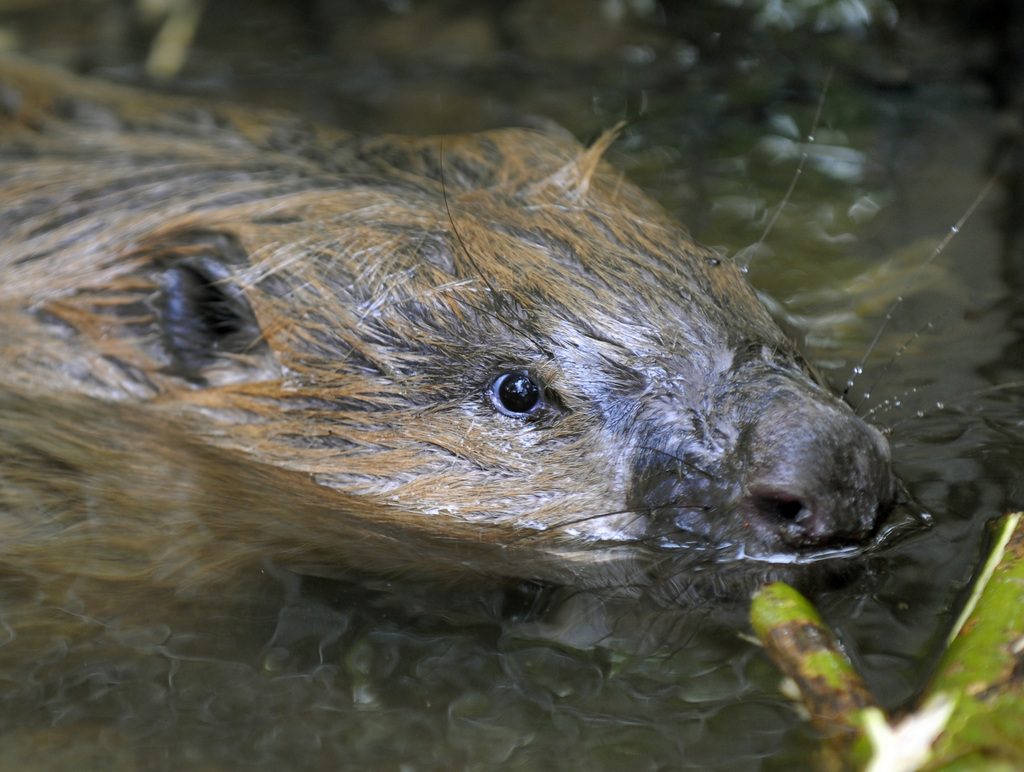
[0,54,883,626]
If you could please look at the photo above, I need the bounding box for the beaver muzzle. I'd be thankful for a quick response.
[632,374,897,560]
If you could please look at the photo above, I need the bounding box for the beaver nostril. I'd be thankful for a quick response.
[745,488,811,530]
[731,397,897,553]
[752,492,805,525]
[742,486,839,549]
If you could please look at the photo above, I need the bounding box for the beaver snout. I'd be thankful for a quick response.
[634,379,896,560]
[735,397,896,551]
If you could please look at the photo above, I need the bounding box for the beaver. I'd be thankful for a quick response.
[0,55,896,607]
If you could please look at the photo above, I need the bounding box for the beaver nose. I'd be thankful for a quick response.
[737,397,895,551]
[632,383,896,556]
[741,483,873,549]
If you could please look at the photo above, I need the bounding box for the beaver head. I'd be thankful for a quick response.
[0,60,896,596]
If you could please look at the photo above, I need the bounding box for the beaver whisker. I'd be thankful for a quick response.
[636,444,719,481]
[869,380,1024,433]
[508,507,654,542]
[511,502,718,551]
[859,386,928,424]
[741,69,834,275]
[436,138,495,298]
[437,141,554,360]
[850,317,943,417]
[843,170,1001,402]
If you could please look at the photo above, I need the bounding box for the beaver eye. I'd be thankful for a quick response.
[490,372,542,416]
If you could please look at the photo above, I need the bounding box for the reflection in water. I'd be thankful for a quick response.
[0,0,1022,768]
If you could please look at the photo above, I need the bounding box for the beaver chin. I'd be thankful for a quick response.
[632,525,896,605]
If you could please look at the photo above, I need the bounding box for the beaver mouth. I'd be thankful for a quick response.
[645,488,918,570]
[738,483,883,551]
[630,496,924,605]
[648,516,875,565]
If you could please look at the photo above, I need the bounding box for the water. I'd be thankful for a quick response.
[1,1,1022,768]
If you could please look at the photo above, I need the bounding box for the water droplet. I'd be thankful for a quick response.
[853,366,863,376]
[936,402,944,410]
[950,225,960,234]
[916,410,924,418]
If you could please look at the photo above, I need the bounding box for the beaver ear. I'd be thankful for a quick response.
[153,233,273,384]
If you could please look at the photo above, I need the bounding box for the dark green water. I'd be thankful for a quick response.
[1,1,1021,768]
